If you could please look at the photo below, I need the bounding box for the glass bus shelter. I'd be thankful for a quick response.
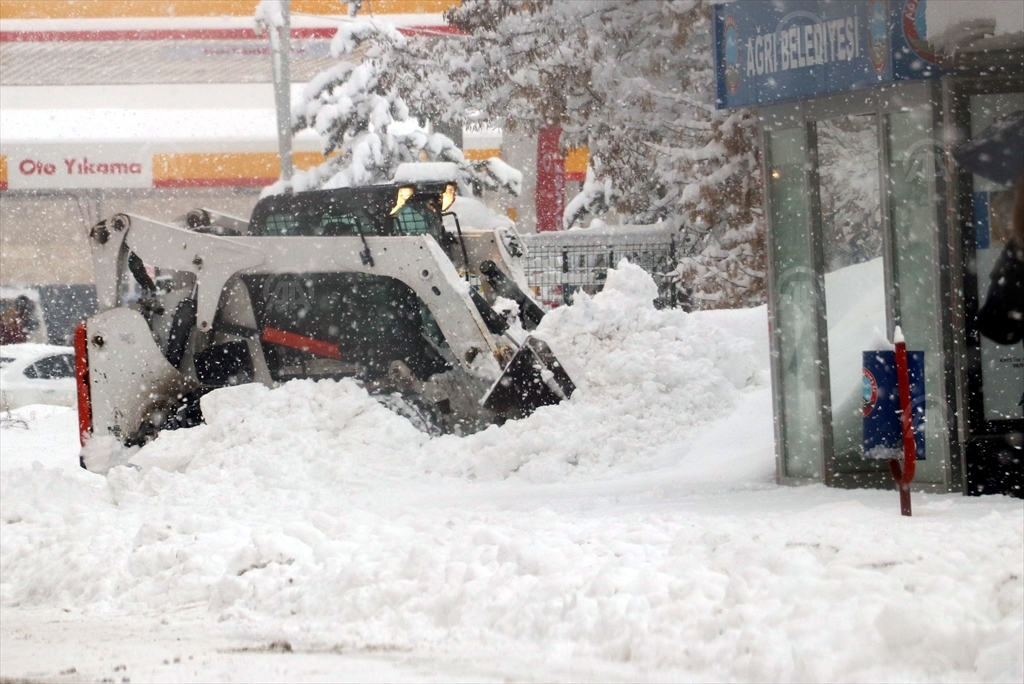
[762,76,1023,496]
[714,0,1023,496]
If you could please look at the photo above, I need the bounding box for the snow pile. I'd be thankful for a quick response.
[419,261,766,481]
[1,263,1021,682]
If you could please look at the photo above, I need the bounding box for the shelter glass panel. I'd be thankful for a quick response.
[768,128,823,479]
[818,113,887,469]
[887,105,950,483]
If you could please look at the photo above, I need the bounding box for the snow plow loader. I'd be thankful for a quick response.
[74,168,574,466]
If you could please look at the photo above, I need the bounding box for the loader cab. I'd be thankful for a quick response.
[237,184,459,386]
[246,184,451,248]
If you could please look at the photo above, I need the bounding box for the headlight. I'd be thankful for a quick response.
[390,186,415,216]
[441,183,457,212]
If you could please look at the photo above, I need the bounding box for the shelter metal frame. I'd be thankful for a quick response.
[758,81,962,492]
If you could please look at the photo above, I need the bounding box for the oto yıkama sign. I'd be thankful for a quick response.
[1,144,152,189]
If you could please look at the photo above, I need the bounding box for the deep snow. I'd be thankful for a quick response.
[1,263,1021,683]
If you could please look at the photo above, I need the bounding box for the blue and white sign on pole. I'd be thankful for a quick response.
[714,0,943,110]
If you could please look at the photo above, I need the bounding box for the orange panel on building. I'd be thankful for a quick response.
[152,151,328,188]
[564,147,588,182]
[463,148,500,162]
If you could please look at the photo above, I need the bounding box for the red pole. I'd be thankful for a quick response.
[536,126,564,232]
[889,335,916,516]
[73,322,92,458]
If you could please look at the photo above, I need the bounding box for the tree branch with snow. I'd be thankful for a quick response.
[262,13,520,197]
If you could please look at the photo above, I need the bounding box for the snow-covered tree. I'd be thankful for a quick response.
[258,5,520,197]
[663,107,765,310]
[443,0,765,309]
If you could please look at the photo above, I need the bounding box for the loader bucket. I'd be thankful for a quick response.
[483,336,575,417]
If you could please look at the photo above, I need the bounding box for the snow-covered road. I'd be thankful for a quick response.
[2,264,1021,682]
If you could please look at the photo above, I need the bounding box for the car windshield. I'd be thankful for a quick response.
[23,354,75,380]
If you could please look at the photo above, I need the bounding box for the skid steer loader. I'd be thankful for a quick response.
[74,164,574,467]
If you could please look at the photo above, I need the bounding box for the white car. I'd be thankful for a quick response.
[0,344,77,410]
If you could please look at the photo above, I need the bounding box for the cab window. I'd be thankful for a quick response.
[394,200,444,242]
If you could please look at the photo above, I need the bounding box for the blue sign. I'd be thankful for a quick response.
[714,0,942,109]
[862,350,926,460]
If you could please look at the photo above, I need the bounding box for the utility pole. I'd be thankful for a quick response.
[268,0,293,188]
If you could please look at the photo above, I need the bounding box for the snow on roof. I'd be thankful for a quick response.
[0,343,73,362]
[522,224,676,246]
[463,127,502,149]
[917,1,1024,53]
[0,108,321,144]
[925,1,1024,41]
[392,162,459,184]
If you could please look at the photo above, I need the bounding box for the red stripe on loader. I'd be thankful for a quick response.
[261,327,341,360]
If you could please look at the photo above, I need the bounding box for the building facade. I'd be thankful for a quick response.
[0,0,588,300]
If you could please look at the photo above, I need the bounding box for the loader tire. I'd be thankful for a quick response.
[374,392,446,437]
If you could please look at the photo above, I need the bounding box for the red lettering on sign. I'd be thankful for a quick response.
[18,159,56,175]
[21,156,144,177]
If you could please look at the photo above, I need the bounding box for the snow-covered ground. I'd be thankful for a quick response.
[2,264,1021,683]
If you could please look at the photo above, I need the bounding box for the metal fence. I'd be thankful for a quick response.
[520,225,679,309]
